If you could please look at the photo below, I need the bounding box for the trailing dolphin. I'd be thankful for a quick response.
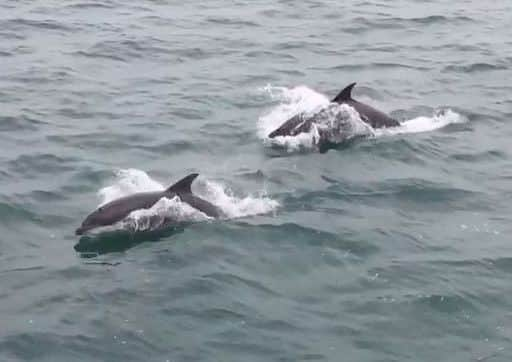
[75,173,221,235]
[268,82,400,139]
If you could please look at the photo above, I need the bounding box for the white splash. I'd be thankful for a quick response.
[258,85,329,151]
[98,168,161,205]
[195,179,278,219]
[258,85,467,151]
[373,109,466,136]
[96,169,279,232]
[122,196,210,232]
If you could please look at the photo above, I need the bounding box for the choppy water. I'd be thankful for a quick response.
[2,1,512,361]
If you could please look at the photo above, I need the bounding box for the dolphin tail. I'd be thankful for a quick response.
[331,82,356,103]
[166,173,199,195]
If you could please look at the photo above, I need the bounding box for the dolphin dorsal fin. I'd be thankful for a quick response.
[166,173,199,194]
[332,82,356,103]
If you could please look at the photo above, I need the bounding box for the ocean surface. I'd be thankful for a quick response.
[1,1,512,361]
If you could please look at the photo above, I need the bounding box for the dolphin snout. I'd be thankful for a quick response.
[268,129,280,138]
[75,226,88,236]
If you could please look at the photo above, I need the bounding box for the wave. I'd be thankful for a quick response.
[443,62,508,73]
[257,85,467,152]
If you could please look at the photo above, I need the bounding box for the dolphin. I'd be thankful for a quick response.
[268,82,400,139]
[75,173,221,235]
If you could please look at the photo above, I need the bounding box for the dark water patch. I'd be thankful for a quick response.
[67,168,114,193]
[278,68,307,77]
[205,340,283,359]
[0,332,148,362]
[4,192,72,227]
[484,257,512,274]
[8,154,76,177]
[397,15,475,24]
[73,50,126,62]
[245,50,297,62]
[161,306,246,324]
[0,265,44,274]
[317,177,486,213]
[411,293,478,314]
[1,18,75,33]
[449,149,507,163]
[47,133,148,152]
[170,107,212,120]
[327,62,429,71]
[235,169,266,181]
[259,8,280,18]
[127,121,175,130]
[246,222,380,258]
[0,30,27,40]
[349,16,403,31]
[199,125,254,143]
[272,41,315,51]
[361,45,399,53]
[138,140,198,156]
[356,137,450,165]
[444,63,508,73]
[73,39,172,63]
[346,14,475,33]
[252,318,299,333]
[361,179,479,207]
[0,201,41,224]
[162,277,221,300]
[0,169,13,181]
[203,272,280,297]
[172,47,215,61]
[0,115,47,132]
[65,1,116,9]
[206,16,260,27]
[49,265,104,280]
[5,67,78,86]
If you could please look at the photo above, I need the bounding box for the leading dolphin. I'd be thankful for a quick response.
[75,173,221,235]
[268,82,400,138]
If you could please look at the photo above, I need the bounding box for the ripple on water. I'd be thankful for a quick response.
[0,201,40,225]
[1,18,75,33]
[8,154,76,177]
[74,39,174,63]
[443,62,508,73]
[0,116,47,132]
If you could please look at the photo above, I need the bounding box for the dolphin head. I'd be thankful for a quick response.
[268,113,313,138]
[75,204,121,235]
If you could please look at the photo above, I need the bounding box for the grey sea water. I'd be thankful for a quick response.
[1,1,512,361]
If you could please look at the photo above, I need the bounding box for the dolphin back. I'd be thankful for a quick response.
[165,173,223,218]
[332,82,400,128]
[351,100,400,128]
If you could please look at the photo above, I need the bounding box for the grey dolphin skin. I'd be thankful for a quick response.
[75,173,221,235]
[268,82,400,138]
